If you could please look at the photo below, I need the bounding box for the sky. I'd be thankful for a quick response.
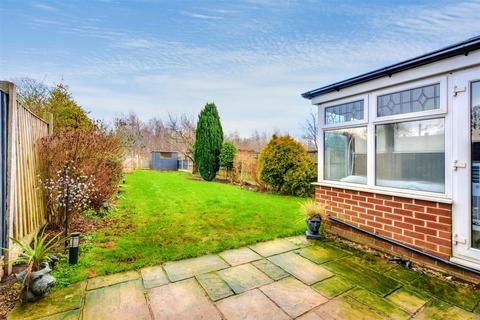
[1,0,480,138]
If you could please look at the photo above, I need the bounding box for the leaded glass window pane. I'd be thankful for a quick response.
[325,100,364,124]
[377,84,440,117]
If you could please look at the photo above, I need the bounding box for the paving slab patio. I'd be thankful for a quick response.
[216,289,290,320]
[196,272,234,301]
[348,287,410,320]
[8,237,480,320]
[219,247,262,266]
[218,263,273,294]
[147,278,221,319]
[140,266,169,289]
[268,251,334,285]
[83,280,150,320]
[86,271,140,291]
[249,238,298,256]
[311,275,355,298]
[259,277,328,318]
[385,287,428,314]
[252,259,290,280]
[163,254,229,281]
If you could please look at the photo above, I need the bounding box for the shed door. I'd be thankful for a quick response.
[451,66,480,267]
[0,89,7,256]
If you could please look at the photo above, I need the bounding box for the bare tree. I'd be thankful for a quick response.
[114,112,146,156]
[225,130,269,152]
[14,77,50,118]
[167,113,196,166]
[302,112,318,151]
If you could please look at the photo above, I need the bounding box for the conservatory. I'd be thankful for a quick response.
[302,35,480,279]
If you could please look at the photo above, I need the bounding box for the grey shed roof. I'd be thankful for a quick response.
[301,35,480,100]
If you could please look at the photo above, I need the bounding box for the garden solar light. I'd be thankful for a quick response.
[69,232,81,265]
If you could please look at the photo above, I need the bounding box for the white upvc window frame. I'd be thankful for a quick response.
[372,76,448,123]
[321,94,369,129]
[317,75,452,202]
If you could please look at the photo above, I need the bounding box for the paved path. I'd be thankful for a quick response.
[9,236,480,319]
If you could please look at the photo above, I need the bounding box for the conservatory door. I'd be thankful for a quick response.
[452,66,480,267]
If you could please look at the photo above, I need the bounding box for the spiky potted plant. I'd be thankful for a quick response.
[301,200,325,240]
[12,228,62,302]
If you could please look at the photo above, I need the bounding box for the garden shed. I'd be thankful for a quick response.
[302,35,480,280]
[150,151,179,171]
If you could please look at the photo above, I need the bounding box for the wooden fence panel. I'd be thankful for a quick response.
[13,100,49,240]
[1,81,50,276]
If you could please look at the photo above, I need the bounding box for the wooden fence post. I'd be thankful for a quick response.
[4,82,17,276]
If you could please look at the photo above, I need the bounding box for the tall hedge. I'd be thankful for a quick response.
[194,103,224,181]
[258,135,316,197]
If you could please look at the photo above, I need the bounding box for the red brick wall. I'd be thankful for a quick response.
[315,186,452,260]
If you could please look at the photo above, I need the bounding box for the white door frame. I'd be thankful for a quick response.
[451,66,480,267]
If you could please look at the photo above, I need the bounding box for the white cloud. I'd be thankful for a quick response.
[181,11,223,20]
[5,0,480,137]
[32,2,58,12]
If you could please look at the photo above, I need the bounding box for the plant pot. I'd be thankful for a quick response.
[16,262,56,302]
[306,215,322,240]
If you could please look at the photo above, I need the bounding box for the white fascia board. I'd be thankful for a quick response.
[311,50,480,105]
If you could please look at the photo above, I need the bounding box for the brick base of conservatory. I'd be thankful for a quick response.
[314,186,480,283]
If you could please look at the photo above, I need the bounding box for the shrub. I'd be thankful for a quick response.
[258,135,316,197]
[39,127,123,231]
[219,142,237,177]
[194,103,223,181]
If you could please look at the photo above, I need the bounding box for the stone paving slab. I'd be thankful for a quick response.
[148,278,222,320]
[348,287,410,320]
[140,265,169,289]
[216,289,290,320]
[323,260,400,296]
[9,282,86,320]
[285,235,311,248]
[386,287,428,314]
[9,237,480,320]
[86,271,140,290]
[298,243,349,264]
[302,295,385,320]
[249,238,298,257]
[163,254,229,282]
[196,272,234,301]
[83,280,150,320]
[260,277,328,318]
[384,266,420,284]
[268,252,334,285]
[252,259,290,280]
[344,254,397,272]
[219,247,262,266]
[311,275,355,298]
[411,273,480,311]
[218,263,273,294]
[413,299,480,320]
[38,309,80,320]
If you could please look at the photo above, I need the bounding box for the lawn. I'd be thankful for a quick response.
[54,170,305,285]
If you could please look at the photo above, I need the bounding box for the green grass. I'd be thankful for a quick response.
[54,170,305,286]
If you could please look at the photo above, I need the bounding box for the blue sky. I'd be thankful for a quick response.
[1,0,480,137]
